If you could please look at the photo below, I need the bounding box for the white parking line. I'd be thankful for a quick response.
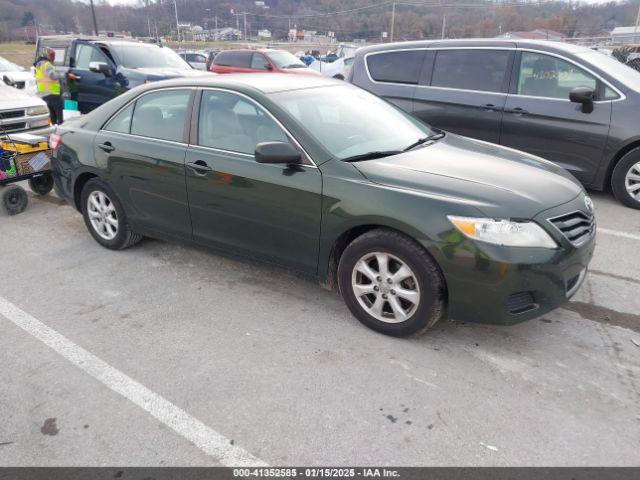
[0,295,267,467]
[598,228,640,242]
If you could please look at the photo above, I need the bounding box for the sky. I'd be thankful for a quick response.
[83,0,630,5]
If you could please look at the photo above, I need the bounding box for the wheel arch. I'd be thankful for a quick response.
[605,139,640,191]
[73,171,99,212]
[323,223,447,301]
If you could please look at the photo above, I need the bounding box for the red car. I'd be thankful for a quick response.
[210,49,321,75]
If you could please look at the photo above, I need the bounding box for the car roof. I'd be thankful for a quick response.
[357,38,591,55]
[217,48,287,54]
[136,73,342,95]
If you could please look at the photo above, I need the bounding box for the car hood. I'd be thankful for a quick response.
[0,83,45,109]
[352,133,583,219]
[282,68,322,76]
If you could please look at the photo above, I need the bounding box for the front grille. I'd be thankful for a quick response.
[0,122,27,132]
[505,291,538,315]
[0,109,25,120]
[548,211,595,247]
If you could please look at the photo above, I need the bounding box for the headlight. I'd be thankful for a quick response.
[27,105,49,116]
[447,216,557,248]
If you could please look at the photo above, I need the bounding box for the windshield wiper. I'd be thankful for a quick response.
[341,150,402,162]
[402,132,445,152]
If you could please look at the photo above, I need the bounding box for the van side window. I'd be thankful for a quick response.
[104,104,134,134]
[431,49,510,93]
[366,50,425,84]
[517,52,597,100]
[130,90,191,142]
[198,91,289,155]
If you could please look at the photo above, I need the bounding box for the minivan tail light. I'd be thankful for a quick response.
[49,133,62,151]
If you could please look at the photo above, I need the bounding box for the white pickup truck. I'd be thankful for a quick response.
[0,83,52,137]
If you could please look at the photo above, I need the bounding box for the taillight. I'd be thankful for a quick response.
[49,133,62,151]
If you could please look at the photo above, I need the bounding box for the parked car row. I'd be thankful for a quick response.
[349,39,640,209]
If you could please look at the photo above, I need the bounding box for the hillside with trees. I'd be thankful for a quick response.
[0,0,638,42]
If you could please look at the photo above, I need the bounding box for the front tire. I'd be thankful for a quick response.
[612,148,640,209]
[337,228,447,337]
[81,178,142,250]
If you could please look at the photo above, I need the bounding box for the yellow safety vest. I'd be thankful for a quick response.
[35,60,61,95]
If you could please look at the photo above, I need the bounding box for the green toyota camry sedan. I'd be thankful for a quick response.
[50,74,595,336]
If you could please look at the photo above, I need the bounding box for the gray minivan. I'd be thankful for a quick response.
[350,39,640,209]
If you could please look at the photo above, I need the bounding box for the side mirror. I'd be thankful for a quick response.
[89,61,112,76]
[265,64,273,71]
[2,74,15,87]
[255,141,301,165]
[569,86,594,113]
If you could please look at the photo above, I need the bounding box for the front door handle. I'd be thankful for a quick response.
[505,107,528,115]
[98,142,115,153]
[187,160,212,174]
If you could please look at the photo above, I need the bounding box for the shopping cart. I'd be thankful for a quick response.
[0,134,54,215]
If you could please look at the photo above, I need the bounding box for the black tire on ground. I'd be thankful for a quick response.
[611,147,640,210]
[333,74,344,80]
[337,228,447,337]
[2,184,28,215]
[28,173,54,196]
[80,178,143,250]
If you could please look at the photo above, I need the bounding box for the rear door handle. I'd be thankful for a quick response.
[187,160,212,173]
[482,103,503,112]
[98,142,115,153]
[505,107,528,115]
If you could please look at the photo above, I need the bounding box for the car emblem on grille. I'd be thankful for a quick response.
[584,196,593,213]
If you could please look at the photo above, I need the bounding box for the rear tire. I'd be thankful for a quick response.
[612,148,640,210]
[337,228,447,337]
[81,178,142,250]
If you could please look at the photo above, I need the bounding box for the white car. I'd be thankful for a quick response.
[177,51,208,71]
[0,56,37,95]
[309,56,354,80]
[0,83,51,136]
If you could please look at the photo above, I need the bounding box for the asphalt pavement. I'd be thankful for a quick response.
[0,187,639,466]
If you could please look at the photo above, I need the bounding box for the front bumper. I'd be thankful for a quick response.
[435,195,595,325]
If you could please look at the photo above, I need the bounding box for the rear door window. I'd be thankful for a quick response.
[431,49,510,93]
[130,89,191,143]
[366,50,425,84]
[214,51,252,68]
[104,104,134,134]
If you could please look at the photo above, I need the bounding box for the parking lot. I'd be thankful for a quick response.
[0,187,638,466]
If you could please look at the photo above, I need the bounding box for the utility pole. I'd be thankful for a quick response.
[634,3,640,43]
[89,0,99,36]
[174,0,180,42]
[243,11,247,42]
[390,2,396,42]
[441,15,446,39]
[147,17,152,38]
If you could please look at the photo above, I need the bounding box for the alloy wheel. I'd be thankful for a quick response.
[625,161,640,200]
[351,252,421,323]
[87,191,118,240]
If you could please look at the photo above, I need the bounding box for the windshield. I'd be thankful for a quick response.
[273,85,435,159]
[577,49,640,93]
[0,57,22,71]
[113,45,192,70]
[267,51,307,69]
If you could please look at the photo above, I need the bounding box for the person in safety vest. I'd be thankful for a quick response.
[34,48,64,125]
